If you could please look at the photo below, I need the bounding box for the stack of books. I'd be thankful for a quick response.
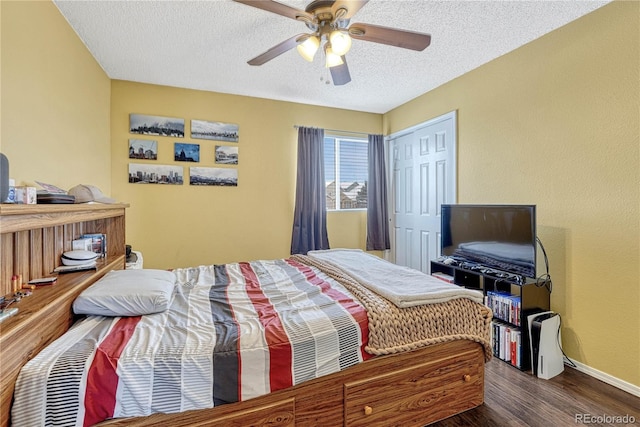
[485,291,521,325]
[491,320,522,368]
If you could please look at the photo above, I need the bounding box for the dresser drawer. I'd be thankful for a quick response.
[206,397,295,426]
[344,345,484,426]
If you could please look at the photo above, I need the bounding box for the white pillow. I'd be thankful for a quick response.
[73,269,176,316]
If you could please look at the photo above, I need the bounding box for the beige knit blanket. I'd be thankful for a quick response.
[293,255,493,361]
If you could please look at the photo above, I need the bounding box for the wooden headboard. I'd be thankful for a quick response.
[0,203,128,427]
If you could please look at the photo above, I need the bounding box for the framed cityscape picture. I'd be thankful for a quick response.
[130,114,184,138]
[215,145,238,165]
[129,139,158,160]
[191,119,239,142]
[190,167,237,186]
[128,163,183,185]
[174,142,200,162]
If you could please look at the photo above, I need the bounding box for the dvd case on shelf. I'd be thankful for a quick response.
[491,319,522,368]
[486,291,521,326]
[80,233,106,258]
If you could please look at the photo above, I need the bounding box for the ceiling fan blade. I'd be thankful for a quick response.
[330,56,351,86]
[349,23,431,51]
[247,34,306,66]
[331,0,368,21]
[233,0,313,22]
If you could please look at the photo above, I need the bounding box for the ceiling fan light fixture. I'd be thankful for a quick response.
[297,35,320,62]
[324,44,344,68]
[329,30,352,56]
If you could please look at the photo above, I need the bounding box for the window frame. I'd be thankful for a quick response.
[324,134,368,212]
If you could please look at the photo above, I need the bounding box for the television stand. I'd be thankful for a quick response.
[431,260,550,372]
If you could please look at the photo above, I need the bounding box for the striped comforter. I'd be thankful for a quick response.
[12,258,370,427]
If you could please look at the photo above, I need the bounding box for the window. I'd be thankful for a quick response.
[324,136,368,210]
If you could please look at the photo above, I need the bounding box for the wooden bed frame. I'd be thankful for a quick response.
[0,204,485,427]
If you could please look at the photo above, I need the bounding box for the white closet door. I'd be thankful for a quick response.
[387,111,457,273]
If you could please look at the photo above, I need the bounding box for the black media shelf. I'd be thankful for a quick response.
[430,260,550,372]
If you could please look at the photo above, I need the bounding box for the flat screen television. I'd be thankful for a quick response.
[440,204,537,279]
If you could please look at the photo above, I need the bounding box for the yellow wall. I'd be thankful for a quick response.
[110,81,381,269]
[384,1,639,387]
[1,0,111,191]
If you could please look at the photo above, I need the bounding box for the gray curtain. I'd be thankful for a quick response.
[291,127,330,255]
[366,134,390,251]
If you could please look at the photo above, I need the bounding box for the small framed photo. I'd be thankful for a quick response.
[129,139,158,160]
[174,143,200,162]
[191,119,239,142]
[215,145,238,165]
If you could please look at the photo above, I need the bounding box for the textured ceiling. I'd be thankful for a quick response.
[53,0,610,114]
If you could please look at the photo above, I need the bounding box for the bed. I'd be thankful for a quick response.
[1,205,492,427]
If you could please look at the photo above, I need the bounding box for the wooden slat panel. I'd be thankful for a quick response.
[77,217,127,259]
[29,229,44,281]
[90,218,106,234]
[12,231,30,287]
[42,227,56,275]
[53,225,64,269]
[70,222,80,244]
[1,233,14,295]
[104,216,125,258]
[64,224,75,252]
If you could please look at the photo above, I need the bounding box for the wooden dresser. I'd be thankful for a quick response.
[0,203,128,427]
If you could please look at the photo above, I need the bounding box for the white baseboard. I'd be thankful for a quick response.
[567,359,640,398]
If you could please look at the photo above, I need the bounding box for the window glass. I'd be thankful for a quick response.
[324,136,368,210]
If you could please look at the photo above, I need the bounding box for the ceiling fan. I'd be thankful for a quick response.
[233,0,431,85]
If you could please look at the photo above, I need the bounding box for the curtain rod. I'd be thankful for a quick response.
[293,125,372,137]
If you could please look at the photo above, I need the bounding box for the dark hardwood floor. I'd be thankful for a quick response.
[432,359,640,427]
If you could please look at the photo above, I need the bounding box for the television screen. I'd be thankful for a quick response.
[440,204,537,278]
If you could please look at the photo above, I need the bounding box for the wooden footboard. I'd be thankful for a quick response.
[98,339,485,427]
